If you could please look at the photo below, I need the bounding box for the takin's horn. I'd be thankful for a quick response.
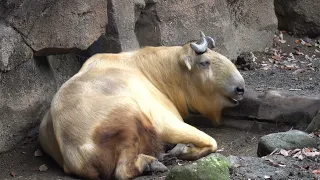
[190,32,208,54]
[205,36,216,49]
[200,30,216,49]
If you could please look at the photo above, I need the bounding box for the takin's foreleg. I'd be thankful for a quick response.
[159,119,217,161]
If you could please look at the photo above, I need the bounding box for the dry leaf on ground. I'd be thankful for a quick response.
[10,171,16,177]
[312,169,320,175]
[280,149,289,157]
[34,149,43,157]
[39,164,48,172]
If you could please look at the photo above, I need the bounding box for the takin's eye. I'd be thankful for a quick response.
[198,60,210,68]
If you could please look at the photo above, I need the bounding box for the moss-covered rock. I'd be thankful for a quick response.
[165,153,230,180]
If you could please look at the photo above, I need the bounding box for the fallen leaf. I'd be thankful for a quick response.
[304,148,311,153]
[312,169,320,175]
[280,149,289,157]
[39,164,48,172]
[34,149,43,157]
[264,175,271,179]
[272,55,282,61]
[293,51,304,55]
[292,68,306,75]
[278,163,286,167]
[279,40,286,44]
[268,59,274,63]
[289,149,301,156]
[315,49,320,53]
[306,43,312,47]
[279,32,284,40]
[303,151,320,157]
[295,39,300,44]
[216,148,224,152]
[289,88,302,91]
[10,171,16,177]
[233,163,241,168]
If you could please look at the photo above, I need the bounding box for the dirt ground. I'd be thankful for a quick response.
[0,123,293,180]
[0,32,319,180]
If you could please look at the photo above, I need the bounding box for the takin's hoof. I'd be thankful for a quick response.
[144,160,168,173]
[167,143,190,156]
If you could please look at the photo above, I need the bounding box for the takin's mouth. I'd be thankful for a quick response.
[226,96,239,105]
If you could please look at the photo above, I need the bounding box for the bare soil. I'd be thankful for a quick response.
[0,32,319,180]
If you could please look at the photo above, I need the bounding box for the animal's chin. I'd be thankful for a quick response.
[225,96,240,106]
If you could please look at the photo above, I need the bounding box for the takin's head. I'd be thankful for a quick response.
[180,31,245,109]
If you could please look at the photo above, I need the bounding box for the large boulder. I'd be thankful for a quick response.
[97,0,277,59]
[257,130,319,157]
[275,0,320,37]
[0,58,56,153]
[2,0,108,55]
[223,90,320,126]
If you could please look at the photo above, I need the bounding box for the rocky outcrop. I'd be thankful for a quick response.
[2,0,108,55]
[275,0,320,38]
[0,58,56,152]
[134,0,278,59]
[0,0,106,153]
[223,89,320,126]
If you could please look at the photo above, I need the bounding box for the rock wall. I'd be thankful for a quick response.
[0,0,107,153]
[275,0,320,38]
[0,0,278,153]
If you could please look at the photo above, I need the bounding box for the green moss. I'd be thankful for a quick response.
[165,153,230,180]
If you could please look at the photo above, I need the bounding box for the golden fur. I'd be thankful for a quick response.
[39,42,245,179]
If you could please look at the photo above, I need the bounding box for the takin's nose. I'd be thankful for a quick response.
[235,87,245,95]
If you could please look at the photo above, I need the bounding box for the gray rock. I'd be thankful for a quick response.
[222,87,262,119]
[148,0,277,59]
[47,53,84,89]
[306,110,320,133]
[235,52,257,70]
[0,22,33,72]
[0,58,56,153]
[258,91,320,124]
[257,130,318,157]
[275,0,320,37]
[223,90,320,126]
[3,0,108,55]
[165,153,230,180]
[100,0,277,59]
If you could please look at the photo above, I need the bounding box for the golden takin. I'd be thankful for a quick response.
[39,31,245,180]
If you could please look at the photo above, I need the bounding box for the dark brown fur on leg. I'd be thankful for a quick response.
[84,107,163,179]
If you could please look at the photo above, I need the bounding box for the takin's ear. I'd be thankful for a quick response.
[183,56,194,70]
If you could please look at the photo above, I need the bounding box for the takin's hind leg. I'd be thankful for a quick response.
[115,151,167,180]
